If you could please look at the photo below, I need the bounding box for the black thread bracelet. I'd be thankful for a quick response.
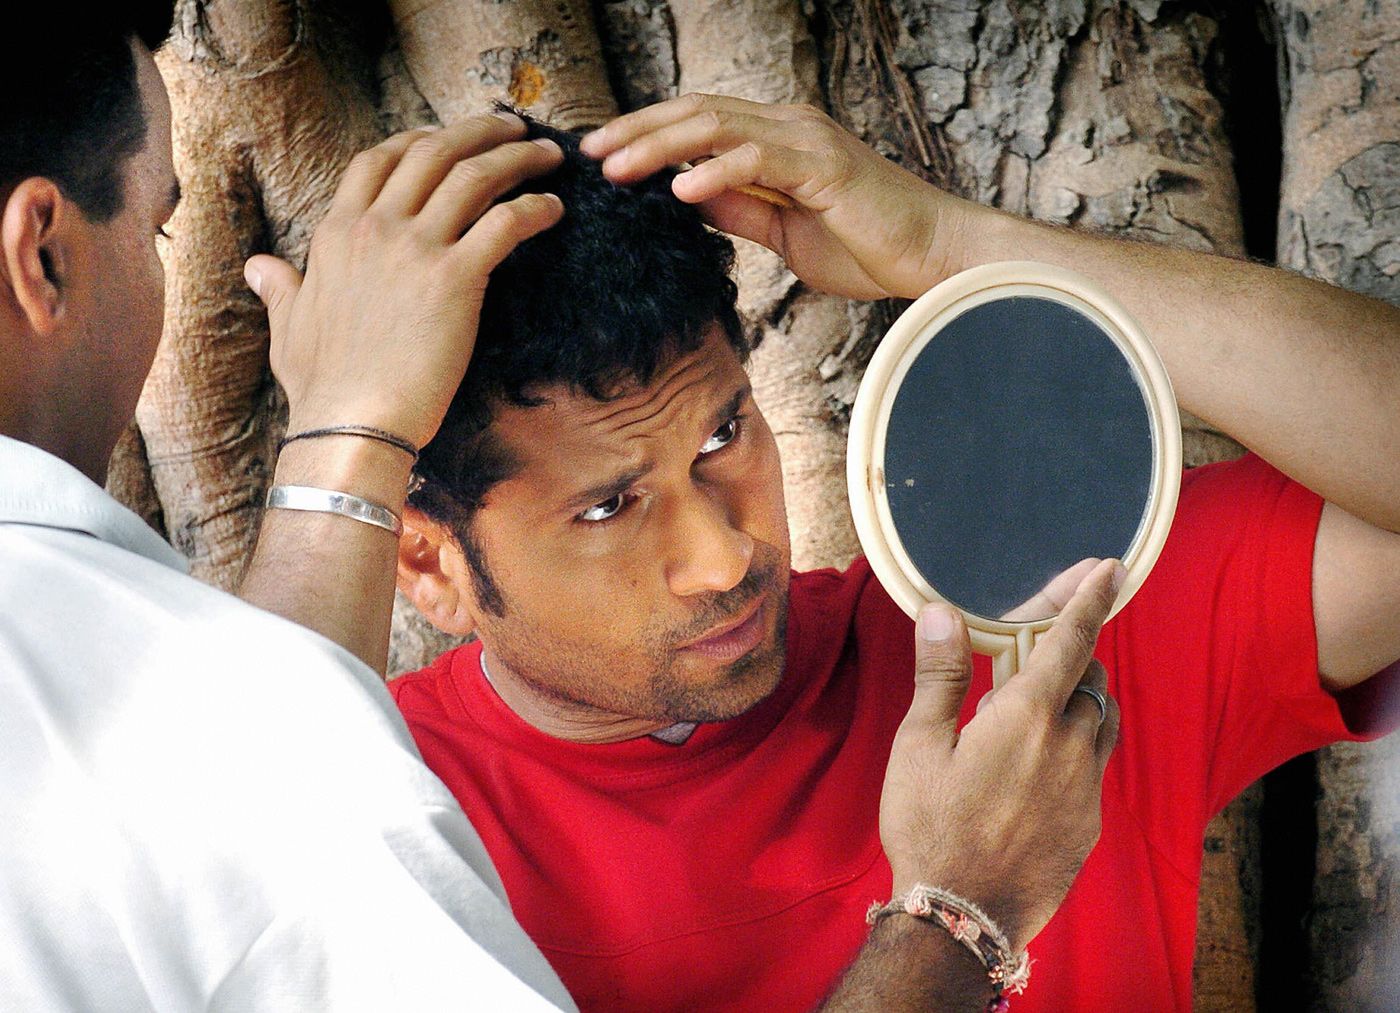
[277,425,420,463]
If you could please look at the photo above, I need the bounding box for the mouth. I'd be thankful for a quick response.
[677,596,767,661]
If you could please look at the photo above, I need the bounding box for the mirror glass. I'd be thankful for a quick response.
[882,295,1154,621]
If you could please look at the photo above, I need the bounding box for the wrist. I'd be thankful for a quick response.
[870,884,1032,1007]
[895,188,992,300]
[285,402,440,453]
[938,198,1013,278]
[868,915,1003,1009]
[889,869,1023,951]
[953,200,1092,277]
[272,434,414,514]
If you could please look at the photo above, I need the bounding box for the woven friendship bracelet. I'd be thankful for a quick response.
[866,883,1031,1011]
[278,425,419,464]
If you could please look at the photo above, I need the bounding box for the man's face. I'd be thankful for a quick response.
[63,40,178,465]
[463,330,793,726]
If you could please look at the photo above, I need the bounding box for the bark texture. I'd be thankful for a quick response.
[389,0,618,128]
[109,1,1396,1003]
[125,0,385,587]
[1274,2,1400,1007]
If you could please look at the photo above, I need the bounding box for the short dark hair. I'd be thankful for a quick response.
[0,6,176,222]
[410,113,749,612]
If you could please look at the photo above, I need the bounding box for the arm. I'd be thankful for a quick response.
[581,95,1400,690]
[820,561,1126,1011]
[821,919,992,1012]
[234,115,564,672]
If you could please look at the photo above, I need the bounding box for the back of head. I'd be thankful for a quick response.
[413,113,747,523]
[0,5,176,222]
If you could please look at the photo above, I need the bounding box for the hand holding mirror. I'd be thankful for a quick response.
[847,262,1182,684]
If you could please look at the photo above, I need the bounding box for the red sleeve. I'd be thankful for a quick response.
[1106,454,1387,839]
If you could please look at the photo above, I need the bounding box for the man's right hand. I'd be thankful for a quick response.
[245,112,565,451]
[235,114,563,674]
[879,558,1125,952]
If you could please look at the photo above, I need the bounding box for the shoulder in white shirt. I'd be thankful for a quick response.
[0,436,573,1012]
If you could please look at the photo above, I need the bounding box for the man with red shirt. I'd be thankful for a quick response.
[366,99,1400,1010]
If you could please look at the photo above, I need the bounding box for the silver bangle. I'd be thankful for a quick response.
[265,485,402,537]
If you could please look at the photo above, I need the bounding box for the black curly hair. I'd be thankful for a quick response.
[0,5,175,222]
[409,112,750,614]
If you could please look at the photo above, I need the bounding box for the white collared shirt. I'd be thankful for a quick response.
[0,436,574,1012]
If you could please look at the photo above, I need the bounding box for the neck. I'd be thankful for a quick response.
[480,647,671,744]
[0,334,114,485]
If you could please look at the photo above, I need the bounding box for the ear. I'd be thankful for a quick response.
[1,178,69,336]
[397,505,479,637]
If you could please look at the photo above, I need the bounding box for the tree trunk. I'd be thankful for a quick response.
[130,0,384,587]
[1274,2,1400,1008]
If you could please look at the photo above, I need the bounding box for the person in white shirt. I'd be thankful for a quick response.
[0,5,1121,1011]
[0,7,573,1011]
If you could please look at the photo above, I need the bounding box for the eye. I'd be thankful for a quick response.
[699,416,741,456]
[578,493,626,523]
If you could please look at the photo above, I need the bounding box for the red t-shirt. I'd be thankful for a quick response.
[392,455,1388,1012]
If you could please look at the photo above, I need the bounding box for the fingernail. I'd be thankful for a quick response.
[918,605,956,643]
[493,111,525,128]
[1110,561,1127,593]
[243,262,262,297]
[533,138,562,155]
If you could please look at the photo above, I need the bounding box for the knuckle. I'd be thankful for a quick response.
[484,200,527,233]
[388,127,430,145]
[446,158,486,189]
[348,211,388,247]
[998,686,1042,725]
[699,109,725,134]
[346,149,381,173]
[736,140,765,166]
[1068,617,1099,658]
[407,135,450,163]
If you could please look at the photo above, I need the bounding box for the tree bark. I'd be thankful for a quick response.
[132,0,383,587]
[1274,2,1400,1007]
[388,0,617,128]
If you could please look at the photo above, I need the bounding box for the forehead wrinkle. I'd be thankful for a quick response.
[586,351,721,438]
[492,334,746,512]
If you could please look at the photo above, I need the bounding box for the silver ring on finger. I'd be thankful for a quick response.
[1071,684,1108,727]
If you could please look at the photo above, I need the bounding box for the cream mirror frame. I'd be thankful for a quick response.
[846,261,1182,686]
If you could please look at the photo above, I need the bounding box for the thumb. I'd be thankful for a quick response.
[904,603,973,745]
[244,254,302,337]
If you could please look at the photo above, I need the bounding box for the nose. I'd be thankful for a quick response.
[663,486,754,598]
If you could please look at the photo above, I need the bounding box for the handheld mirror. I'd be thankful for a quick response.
[847,262,1181,686]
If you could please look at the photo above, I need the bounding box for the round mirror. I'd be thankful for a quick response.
[847,262,1182,683]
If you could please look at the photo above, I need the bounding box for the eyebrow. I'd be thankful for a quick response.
[709,383,752,436]
[560,382,754,514]
[167,179,182,214]
[563,463,653,514]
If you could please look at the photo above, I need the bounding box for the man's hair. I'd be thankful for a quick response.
[0,6,176,222]
[410,113,749,611]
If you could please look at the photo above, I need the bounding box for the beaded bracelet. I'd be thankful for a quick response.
[278,425,419,463]
[866,883,1031,1012]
